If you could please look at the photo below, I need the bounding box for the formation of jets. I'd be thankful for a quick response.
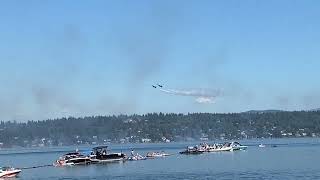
[152,84,163,88]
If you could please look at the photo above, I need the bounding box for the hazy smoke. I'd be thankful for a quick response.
[195,97,215,104]
[158,87,222,104]
[5,1,319,121]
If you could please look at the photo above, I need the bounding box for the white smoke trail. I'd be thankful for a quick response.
[158,87,222,104]
[195,97,215,104]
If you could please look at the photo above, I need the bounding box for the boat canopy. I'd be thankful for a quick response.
[93,146,109,150]
[92,146,110,155]
[81,150,93,156]
[0,167,12,171]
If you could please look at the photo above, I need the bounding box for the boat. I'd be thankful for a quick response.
[206,143,233,152]
[0,167,22,178]
[128,154,147,161]
[230,142,248,151]
[179,146,205,154]
[89,146,126,163]
[146,151,170,158]
[54,152,91,166]
[259,144,266,148]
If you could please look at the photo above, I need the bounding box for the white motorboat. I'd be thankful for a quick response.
[128,153,147,161]
[54,152,91,167]
[207,145,233,152]
[146,151,170,158]
[205,142,234,152]
[259,144,266,148]
[231,142,248,151]
[0,167,21,178]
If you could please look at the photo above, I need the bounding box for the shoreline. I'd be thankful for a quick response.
[1,137,320,155]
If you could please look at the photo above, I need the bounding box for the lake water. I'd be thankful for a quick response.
[1,138,320,179]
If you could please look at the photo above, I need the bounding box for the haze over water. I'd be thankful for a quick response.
[1,138,320,179]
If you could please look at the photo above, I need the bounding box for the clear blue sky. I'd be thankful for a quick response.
[1,0,320,121]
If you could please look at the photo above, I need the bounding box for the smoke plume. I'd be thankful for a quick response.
[158,87,222,104]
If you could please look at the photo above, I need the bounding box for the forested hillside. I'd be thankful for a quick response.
[1,111,320,148]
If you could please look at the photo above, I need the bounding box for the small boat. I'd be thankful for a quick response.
[89,146,126,163]
[146,151,170,158]
[0,167,22,178]
[207,146,233,152]
[230,142,248,151]
[259,144,266,148]
[206,143,233,152]
[179,146,205,154]
[54,152,91,166]
[128,154,147,161]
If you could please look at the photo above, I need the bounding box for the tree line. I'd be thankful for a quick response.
[1,111,320,147]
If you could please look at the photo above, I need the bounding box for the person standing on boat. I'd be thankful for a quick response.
[131,149,134,156]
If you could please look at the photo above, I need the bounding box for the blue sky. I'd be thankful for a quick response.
[1,0,320,121]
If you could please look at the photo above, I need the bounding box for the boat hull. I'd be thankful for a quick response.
[91,157,126,163]
[179,150,204,154]
[232,146,248,151]
[128,156,147,161]
[54,157,92,166]
[146,153,171,158]
[0,169,21,178]
[90,153,126,163]
[207,146,233,152]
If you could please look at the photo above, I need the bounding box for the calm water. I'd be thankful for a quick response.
[1,138,320,180]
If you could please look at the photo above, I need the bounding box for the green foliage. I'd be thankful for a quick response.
[1,111,320,147]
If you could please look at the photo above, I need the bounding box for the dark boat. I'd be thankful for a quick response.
[90,146,126,163]
[179,146,205,155]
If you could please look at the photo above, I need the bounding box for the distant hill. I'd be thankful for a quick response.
[244,108,320,113]
[308,108,320,112]
[1,111,320,148]
[244,109,284,114]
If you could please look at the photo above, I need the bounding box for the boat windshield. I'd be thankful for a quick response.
[0,167,12,171]
[92,146,110,155]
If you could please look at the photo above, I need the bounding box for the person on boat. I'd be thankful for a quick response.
[131,149,134,156]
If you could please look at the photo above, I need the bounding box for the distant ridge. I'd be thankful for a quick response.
[2,111,320,148]
[244,108,320,113]
[243,109,284,114]
[308,108,320,112]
